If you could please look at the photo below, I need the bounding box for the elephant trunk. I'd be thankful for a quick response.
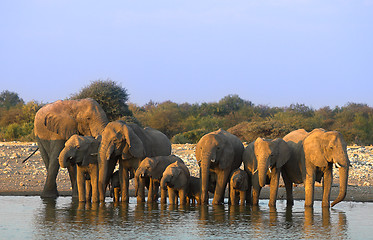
[97,143,114,202]
[200,158,211,204]
[331,164,349,207]
[160,175,171,190]
[58,147,74,168]
[134,170,141,197]
[258,158,270,188]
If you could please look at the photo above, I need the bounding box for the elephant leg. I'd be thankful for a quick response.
[99,159,117,202]
[252,186,261,206]
[179,189,186,205]
[153,181,160,202]
[85,179,92,202]
[119,166,130,203]
[77,169,86,202]
[147,178,154,203]
[136,176,145,203]
[160,187,167,204]
[168,187,176,205]
[322,167,333,208]
[282,171,294,206]
[268,169,280,207]
[229,187,237,206]
[304,169,316,208]
[213,170,230,205]
[91,165,99,203]
[239,190,246,206]
[41,140,65,198]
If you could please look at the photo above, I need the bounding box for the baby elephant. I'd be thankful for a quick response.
[187,176,216,205]
[229,169,249,206]
[59,135,100,202]
[134,155,183,203]
[160,161,190,205]
[109,170,121,202]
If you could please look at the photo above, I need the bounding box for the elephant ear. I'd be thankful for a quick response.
[82,137,99,166]
[219,140,235,170]
[122,124,146,159]
[44,113,78,139]
[303,133,329,168]
[243,142,256,174]
[274,138,291,168]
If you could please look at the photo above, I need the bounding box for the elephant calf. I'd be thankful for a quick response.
[59,135,100,202]
[109,170,121,202]
[134,155,183,203]
[160,161,190,205]
[187,176,215,205]
[229,169,249,206]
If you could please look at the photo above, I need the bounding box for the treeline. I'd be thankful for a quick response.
[130,95,373,145]
[1,81,372,145]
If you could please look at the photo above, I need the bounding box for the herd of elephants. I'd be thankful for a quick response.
[28,98,349,208]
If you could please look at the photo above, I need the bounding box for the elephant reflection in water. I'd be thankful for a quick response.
[303,207,348,238]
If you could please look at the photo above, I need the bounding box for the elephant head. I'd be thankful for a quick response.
[160,161,189,190]
[99,121,146,163]
[134,157,155,196]
[196,129,243,205]
[253,138,290,187]
[303,129,350,207]
[59,135,100,168]
[231,169,249,191]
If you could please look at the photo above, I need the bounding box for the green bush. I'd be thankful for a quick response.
[171,129,209,144]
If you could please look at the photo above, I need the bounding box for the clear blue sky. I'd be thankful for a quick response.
[1,1,372,109]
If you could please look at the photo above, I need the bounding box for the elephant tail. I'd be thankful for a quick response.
[22,147,39,163]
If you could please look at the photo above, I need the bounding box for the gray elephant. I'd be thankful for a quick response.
[160,161,190,205]
[282,128,350,208]
[134,155,182,203]
[229,168,249,206]
[196,129,244,205]
[243,138,290,207]
[187,176,216,205]
[108,170,121,202]
[98,120,171,202]
[34,98,108,198]
[59,135,100,202]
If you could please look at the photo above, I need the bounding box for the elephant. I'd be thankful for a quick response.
[34,98,108,198]
[282,128,350,208]
[98,120,171,202]
[229,168,249,206]
[59,135,100,202]
[187,176,216,205]
[160,160,190,205]
[134,155,182,203]
[243,138,291,207]
[196,129,244,205]
[109,170,121,202]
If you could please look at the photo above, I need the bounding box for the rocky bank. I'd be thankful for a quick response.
[0,142,372,202]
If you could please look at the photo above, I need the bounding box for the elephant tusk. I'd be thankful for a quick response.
[268,167,272,173]
[335,162,342,168]
[253,169,258,174]
[211,159,216,163]
[90,153,98,156]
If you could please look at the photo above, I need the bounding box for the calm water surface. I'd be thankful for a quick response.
[0,196,372,239]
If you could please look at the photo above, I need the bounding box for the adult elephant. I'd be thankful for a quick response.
[243,138,291,207]
[196,129,244,205]
[98,120,171,202]
[283,128,350,208]
[34,98,108,198]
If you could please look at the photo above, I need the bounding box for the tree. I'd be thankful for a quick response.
[0,90,24,109]
[71,79,132,121]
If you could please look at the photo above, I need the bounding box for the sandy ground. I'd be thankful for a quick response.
[0,142,372,202]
